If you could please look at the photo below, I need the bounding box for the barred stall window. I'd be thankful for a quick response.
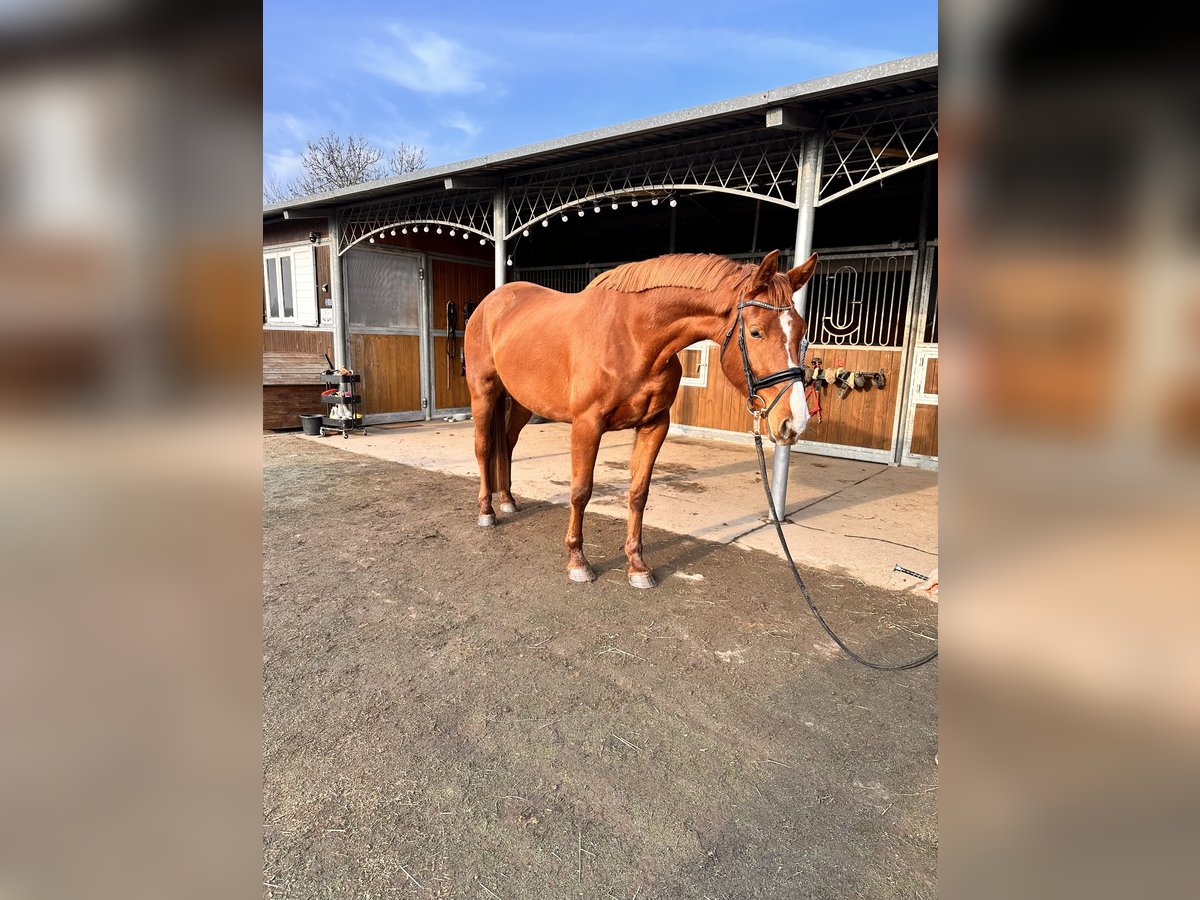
[804,253,914,348]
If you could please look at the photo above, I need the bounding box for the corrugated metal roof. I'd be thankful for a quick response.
[264,51,937,217]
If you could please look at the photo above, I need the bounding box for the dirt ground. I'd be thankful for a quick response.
[263,435,937,899]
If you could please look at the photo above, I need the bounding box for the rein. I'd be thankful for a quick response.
[721,292,939,671]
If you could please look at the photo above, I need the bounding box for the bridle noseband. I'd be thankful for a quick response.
[719,292,809,431]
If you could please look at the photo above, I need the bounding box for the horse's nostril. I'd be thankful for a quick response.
[779,419,792,437]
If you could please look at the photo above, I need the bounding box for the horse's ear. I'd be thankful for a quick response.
[786,252,819,292]
[750,250,781,292]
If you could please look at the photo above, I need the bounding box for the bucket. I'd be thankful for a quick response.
[299,414,323,436]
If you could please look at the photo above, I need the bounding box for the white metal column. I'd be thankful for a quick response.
[770,128,822,519]
[493,187,507,288]
[327,214,347,369]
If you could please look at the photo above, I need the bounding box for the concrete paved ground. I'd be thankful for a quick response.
[303,420,937,590]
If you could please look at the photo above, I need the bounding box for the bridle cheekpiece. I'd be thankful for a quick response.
[719,292,809,434]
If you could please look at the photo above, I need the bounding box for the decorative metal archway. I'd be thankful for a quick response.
[333,93,938,254]
[337,186,495,254]
[503,127,809,238]
[817,93,938,206]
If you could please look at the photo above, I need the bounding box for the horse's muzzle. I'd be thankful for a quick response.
[774,417,805,445]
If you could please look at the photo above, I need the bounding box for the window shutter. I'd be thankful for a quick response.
[291,247,319,326]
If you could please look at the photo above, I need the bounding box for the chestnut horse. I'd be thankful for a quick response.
[464,249,818,587]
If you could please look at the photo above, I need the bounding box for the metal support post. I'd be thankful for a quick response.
[771,128,823,519]
[327,214,347,369]
[493,187,507,288]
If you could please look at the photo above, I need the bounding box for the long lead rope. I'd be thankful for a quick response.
[722,289,937,670]
[752,428,938,670]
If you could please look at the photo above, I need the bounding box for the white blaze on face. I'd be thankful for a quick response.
[780,307,810,435]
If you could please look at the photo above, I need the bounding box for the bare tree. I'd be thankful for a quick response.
[264,132,428,204]
[388,142,428,176]
[295,132,383,195]
[263,170,302,205]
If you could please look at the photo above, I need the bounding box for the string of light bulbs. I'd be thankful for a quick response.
[364,193,681,268]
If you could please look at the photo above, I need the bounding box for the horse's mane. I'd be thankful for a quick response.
[587,253,749,294]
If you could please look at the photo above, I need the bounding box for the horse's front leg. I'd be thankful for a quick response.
[565,418,603,583]
[624,411,670,588]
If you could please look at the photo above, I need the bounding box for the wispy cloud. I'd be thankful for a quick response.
[441,111,481,139]
[263,111,314,143]
[358,26,491,95]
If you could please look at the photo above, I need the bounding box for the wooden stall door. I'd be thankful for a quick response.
[902,347,939,464]
[429,258,493,413]
[344,248,426,422]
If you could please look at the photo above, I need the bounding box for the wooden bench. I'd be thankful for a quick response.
[263,351,327,430]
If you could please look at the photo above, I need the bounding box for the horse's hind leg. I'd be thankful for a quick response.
[496,400,533,514]
[624,411,670,588]
[469,378,503,527]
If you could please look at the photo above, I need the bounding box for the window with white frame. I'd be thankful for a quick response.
[678,341,712,388]
[263,245,318,326]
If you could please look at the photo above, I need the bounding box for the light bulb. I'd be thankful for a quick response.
[463,232,469,239]
[423,226,429,233]
[631,200,639,207]
[611,202,618,210]
[593,205,601,213]
[449,229,455,236]
[577,209,585,217]
[480,238,486,244]
[436,226,442,234]
[390,229,396,236]
[542,220,549,227]
[380,231,386,238]
[651,198,659,206]
[522,229,529,237]
[402,227,407,234]
[369,237,375,243]
[561,214,568,222]
[669,198,677,207]
[506,257,513,266]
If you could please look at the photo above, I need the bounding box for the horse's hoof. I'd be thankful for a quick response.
[498,501,518,514]
[628,572,656,589]
[477,514,497,527]
[568,566,596,583]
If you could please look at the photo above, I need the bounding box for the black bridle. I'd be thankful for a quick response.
[719,293,809,432]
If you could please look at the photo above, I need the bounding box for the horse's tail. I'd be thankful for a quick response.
[488,390,512,493]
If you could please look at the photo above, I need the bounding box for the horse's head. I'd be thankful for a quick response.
[720,250,819,445]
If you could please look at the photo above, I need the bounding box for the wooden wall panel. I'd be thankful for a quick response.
[263,328,334,356]
[924,357,938,394]
[671,345,902,451]
[910,404,939,456]
[350,333,421,415]
[315,245,332,317]
[264,384,324,430]
[432,336,472,408]
[671,358,749,434]
[801,347,900,451]
[264,219,327,247]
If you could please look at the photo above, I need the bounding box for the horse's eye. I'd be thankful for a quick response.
[749,327,764,340]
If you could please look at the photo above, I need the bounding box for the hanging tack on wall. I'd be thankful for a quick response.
[832,368,852,399]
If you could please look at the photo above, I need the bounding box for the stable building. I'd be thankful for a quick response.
[262,52,938,469]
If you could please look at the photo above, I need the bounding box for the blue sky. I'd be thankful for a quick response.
[264,0,937,188]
